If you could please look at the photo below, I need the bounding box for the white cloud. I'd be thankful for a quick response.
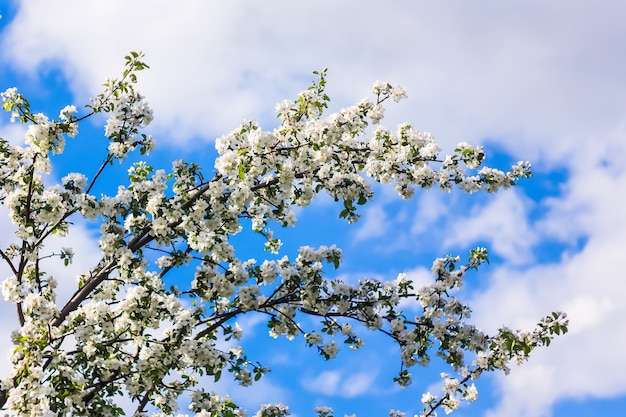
[1,0,623,161]
[470,168,626,417]
[353,205,391,242]
[410,192,449,236]
[301,369,377,398]
[352,189,451,254]
[303,371,341,396]
[0,120,26,146]
[443,190,538,265]
[341,372,378,398]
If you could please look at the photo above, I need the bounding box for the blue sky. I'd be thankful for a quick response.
[1,1,626,416]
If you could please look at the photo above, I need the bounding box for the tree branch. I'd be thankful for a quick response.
[53,260,117,327]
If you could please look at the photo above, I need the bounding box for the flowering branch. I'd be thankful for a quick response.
[0,53,566,417]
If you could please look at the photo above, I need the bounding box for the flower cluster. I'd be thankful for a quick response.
[0,53,567,417]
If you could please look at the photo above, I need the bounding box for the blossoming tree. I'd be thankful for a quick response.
[0,52,567,417]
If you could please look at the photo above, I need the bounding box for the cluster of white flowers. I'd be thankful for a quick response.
[1,87,25,122]
[417,373,477,417]
[0,54,567,417]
